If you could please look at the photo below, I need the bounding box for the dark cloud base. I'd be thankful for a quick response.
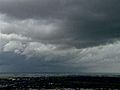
[1,0,120,72]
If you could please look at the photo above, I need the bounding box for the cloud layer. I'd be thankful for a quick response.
[1,30,120,72]
[0,0,120,72]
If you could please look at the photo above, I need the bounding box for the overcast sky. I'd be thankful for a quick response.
[0,0,120,73]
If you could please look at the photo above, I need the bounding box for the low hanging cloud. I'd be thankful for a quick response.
[1,32,120,72]
[1,30,120,72]
[0,13,63,41]
[1,0,120,72]
[0,33,31,41]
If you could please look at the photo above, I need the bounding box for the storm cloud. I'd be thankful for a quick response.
[0,0,120,72]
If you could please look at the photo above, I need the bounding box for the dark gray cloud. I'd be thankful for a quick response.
[1,0,120,72]
[1,0,120,48]
[0,0,64,19]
